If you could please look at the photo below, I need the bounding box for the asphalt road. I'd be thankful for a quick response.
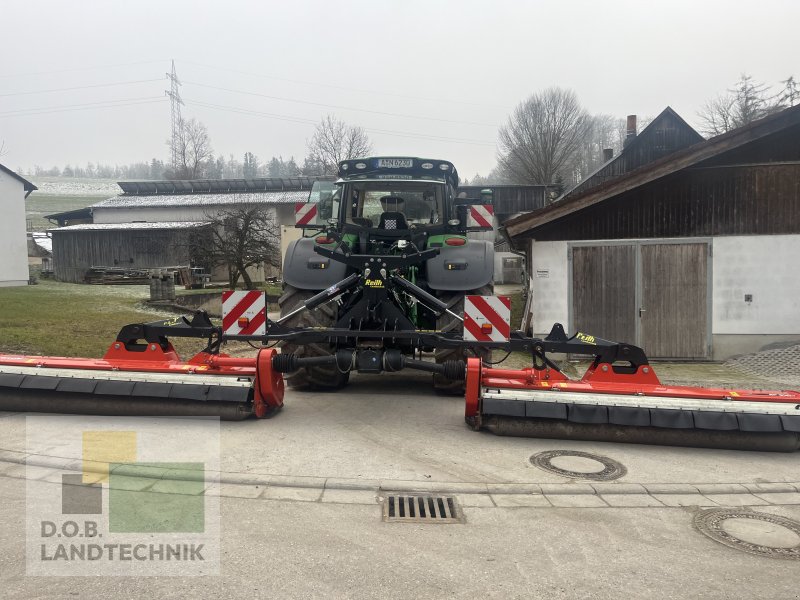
[1,371,799,598]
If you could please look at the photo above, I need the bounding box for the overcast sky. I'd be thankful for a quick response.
[1,0,798,178]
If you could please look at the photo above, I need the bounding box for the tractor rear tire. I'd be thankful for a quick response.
[433,284,493,394]
[278,284,349,390]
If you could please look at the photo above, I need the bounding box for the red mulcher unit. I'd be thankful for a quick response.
[1,306,799,452]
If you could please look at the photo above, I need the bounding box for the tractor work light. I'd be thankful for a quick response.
[421,162,433,169]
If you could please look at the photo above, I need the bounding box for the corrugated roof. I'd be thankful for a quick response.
[92,190,308,209]
[50,221,209,232]
[117,176,329,195]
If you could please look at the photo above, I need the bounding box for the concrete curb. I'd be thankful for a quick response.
[2,453,799,499]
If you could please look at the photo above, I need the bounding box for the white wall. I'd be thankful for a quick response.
[529,240,569,335]
[712,234,800,335]
[0,172,30,286]
[93,205,279,224]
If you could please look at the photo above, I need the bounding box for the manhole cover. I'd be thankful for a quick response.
[530,450,627,481]
[694,509,800,560]
[383,494,463,524]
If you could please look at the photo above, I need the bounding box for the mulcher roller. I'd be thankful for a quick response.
[465,359,800,452]
[0,334,285,421]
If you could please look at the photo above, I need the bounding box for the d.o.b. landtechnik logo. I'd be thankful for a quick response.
[26,416,220,576]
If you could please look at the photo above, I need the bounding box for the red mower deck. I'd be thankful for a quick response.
[465,359,800,452]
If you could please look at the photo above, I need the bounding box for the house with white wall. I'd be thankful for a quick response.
[0,164,36,286]
[506,105,800,360]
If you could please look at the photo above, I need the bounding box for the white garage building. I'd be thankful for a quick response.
[0,164,37,286]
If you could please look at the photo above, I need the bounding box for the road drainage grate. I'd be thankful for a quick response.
[530,450,627,481]
[383,494,464,524]
[693,509,800,560]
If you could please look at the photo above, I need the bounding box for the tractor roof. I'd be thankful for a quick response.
[337,157,458,187]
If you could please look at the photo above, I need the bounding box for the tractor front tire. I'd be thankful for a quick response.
[278,284,349,390]
[433,284,493,394]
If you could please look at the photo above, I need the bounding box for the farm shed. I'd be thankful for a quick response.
[50,222,210,283]
[457,184,557,223]
[50,177,328,284]
[506,104,800,360]
[0,164,37,286]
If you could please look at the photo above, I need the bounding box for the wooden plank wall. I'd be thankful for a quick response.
[457,185,552,219]
[640,243,708,358]
[571,245,637,343]
[527,164,800,242]
[52,229,198,283]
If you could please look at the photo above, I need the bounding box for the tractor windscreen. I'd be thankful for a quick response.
[345,181,445,229]
[307,181,340,222]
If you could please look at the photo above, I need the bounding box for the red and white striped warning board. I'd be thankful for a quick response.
[295,202,318,226]
[222,290,267,336]
[466,204,494,229]
[463,295,511,342]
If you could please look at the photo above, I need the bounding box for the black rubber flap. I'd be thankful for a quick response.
[780,414,800,432]
[131,381,173,399]
[651,409,694,429]
[56,378,98,394]
[20,375,61,391]
[609,406,651,426]
[0,373,26,389]
[693,411,739,431]
[525,402,567,420]
[206,385,251,403]
[169,384,211,401]
[482,397,526,417]
[568,404,608,424]
[737,413,783,432]
[94,380,137,396]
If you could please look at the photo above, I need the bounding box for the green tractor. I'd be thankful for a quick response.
[279,157,495,392]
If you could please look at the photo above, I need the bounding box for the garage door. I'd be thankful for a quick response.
[570,242,710,359]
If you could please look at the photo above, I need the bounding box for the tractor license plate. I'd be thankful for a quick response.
[376,158,413,168]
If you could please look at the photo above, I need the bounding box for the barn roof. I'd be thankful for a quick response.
[0,163,37,197]
[116,176,329,195]
[92,190,309,210]
[559,107,704,202]
[506,103,800,239]
[50,221,210,232]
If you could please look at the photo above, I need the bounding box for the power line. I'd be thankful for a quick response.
[0,78,163,98]
[0,59,166,80]
[180,59,512,111]
[0,97,167,119]
[183,98,496,147]
[182,80,499,128]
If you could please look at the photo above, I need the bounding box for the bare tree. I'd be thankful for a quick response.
[497,88,591,185]
[190,206,281,289]
[306,115,373,175]
[697,74,786,137]
[168,118,214,179]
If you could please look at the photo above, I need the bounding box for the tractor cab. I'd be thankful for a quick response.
[303,157,466,239]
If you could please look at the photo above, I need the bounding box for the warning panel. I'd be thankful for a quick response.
[222,290,267,336]
[463,295,511,342]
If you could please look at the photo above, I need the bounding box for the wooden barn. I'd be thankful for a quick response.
[51,222,210,283]
[457,184,557,223]
[506,104,800,360]
[49,177,325,284]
